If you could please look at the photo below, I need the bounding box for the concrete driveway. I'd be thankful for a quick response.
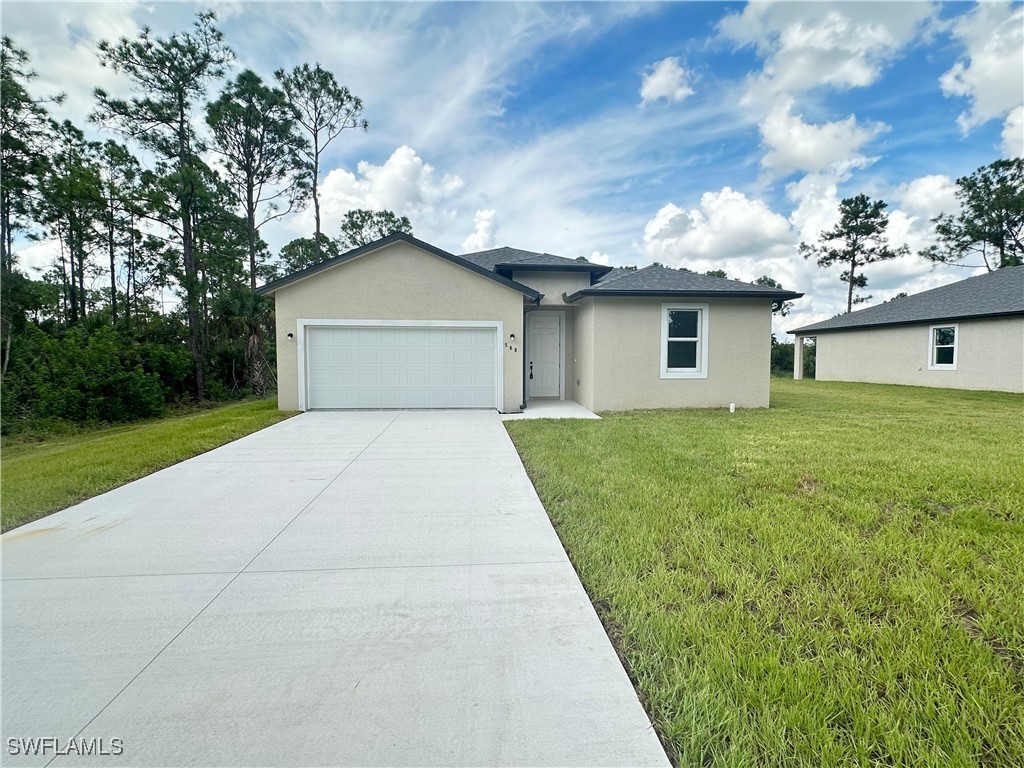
[2,411,668,767]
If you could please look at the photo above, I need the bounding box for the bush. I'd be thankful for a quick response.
[6,325,168,424]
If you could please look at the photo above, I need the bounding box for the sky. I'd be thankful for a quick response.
[4,0,1022,336]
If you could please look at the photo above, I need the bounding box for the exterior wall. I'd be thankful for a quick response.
[512,270,592,307]
[273,241,527,412]
[572,300,596,410]
[814,316,1024,393]
[588,297,774,410]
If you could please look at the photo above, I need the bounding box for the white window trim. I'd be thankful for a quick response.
[660,303,709,380]
[295,318,504,411]
[927,323,958,371]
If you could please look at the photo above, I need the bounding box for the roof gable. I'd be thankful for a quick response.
[565,265,804,302]
[788,266,1024,334]
[258,233,541,299]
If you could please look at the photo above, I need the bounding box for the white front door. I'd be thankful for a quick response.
[528,312,561,398]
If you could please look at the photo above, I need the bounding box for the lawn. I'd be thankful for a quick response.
[505,379,1024,767]
[1,399,296,531]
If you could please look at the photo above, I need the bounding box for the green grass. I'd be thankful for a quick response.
[1,399,296,531]
[505,379,1024,767]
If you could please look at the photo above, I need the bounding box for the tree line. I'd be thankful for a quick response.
[0,12,411,431]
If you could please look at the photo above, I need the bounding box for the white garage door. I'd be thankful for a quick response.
[306,325,498,409]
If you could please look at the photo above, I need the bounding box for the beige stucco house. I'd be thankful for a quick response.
[789,266,1024,393]
[259,233,803,413]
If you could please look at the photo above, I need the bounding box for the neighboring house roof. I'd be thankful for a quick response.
[787,265,1024,335]
[257,232,542,300]
[563,265,804,302]
[461,246,613,277]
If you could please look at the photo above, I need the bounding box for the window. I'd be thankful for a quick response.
[928,324,958,370]
[661,303,709,379]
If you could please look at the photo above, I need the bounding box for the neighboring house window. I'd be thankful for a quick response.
[661,303,709,379]
[928,324,958,370]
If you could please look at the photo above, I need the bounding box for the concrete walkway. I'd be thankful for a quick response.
[500,399,601,420]
[2,411,668,767]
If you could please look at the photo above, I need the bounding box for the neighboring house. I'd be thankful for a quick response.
[258,233,803,413]
[788,266,1024,393]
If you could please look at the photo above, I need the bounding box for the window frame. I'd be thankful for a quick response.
[660,303,709,379]
[927,323,958,371]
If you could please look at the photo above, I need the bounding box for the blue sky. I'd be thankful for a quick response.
[5,1,1023,334]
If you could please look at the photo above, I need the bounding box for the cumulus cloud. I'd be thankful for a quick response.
[639,57,694,105]
[642,187,795,264]
[294,145,465,239]
[759,100,887,176]
[462,209,498,252]
[719,2,935,99]
[1002,106,1024,158]
[589,251,611,266]
[940,1,1024,133]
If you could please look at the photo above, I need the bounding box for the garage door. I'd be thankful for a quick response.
[306,325,498,409]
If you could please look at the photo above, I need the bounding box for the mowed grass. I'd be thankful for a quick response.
[505,379,1024,767]
[1,399,296,531]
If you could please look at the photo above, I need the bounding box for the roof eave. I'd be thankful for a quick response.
[564,288,805,303]
[497,262,614,277]
[788,309,1024,336]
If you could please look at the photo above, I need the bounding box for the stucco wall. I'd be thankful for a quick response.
[587,296,774,410]
[813,316,1024,393]
[512,270,592,306]
[272,241,527,412]
[572,300,596,410]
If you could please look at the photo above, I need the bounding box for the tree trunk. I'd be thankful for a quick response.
[108,197,118,323]
[846,255,857,313]
[178,102,205,400]
[247,178,257,292]
[312,132,322,262]
[67,221,79,324]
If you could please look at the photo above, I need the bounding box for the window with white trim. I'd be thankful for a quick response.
[928,324,958,370]
[661,303,709,379]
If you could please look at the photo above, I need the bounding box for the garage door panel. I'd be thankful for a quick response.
[306,325,497,410]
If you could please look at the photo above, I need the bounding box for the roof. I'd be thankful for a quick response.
[564,265,804,302]
[258,232,542,300]
[787,266,1024,335]
[461,246,612,277]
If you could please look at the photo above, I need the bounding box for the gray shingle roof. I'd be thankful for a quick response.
[565,265,804,302]
[787,265,1024,334]
[461,246,609,273]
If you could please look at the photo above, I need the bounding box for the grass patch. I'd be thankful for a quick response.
[505,379,1024,766]
[2,399,296,531]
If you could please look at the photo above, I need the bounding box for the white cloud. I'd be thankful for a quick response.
[462,209,498,252]
[639,57,694,105]
[1002,106,1024,158]
[720,2,936,99]
[1,2,144,134]
[642,187,795,264]
[940,1,1024,132]
[589,251,611,266]
[894,174,958,221]
[759,99,887,176]
[293,145,464,240]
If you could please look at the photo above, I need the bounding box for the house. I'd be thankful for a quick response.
[258,233,803,413]
[788,266,1024,393]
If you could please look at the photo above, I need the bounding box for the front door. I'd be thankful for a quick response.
[528,312,561,398]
